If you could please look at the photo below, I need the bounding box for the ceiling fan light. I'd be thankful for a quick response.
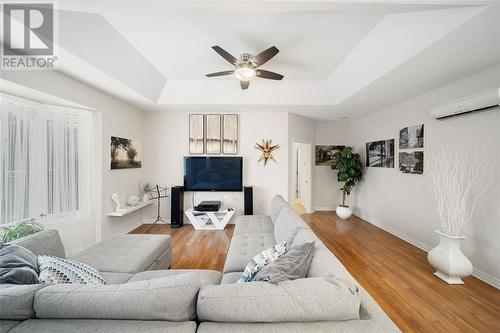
[234,65,256,81]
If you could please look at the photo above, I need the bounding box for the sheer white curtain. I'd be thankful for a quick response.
[0,93,92,227]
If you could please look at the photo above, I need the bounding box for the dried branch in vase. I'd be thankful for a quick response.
[431,146,494,236]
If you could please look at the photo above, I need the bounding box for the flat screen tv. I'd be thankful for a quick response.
[183,156,243,192]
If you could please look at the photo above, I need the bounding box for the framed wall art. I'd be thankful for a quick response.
[189,114,205,154]
[206,114,222,154]
[223,114,238,154]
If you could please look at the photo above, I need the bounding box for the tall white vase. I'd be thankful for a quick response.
[427,231,473,284]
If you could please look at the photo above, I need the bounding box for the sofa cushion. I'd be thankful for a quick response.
[0,244,39,285]
[197,321,399,333]
[274,206,309,244]
[0,284,44,320]
[233,215,274,235]
[99,272,133,284]
[0,320,20,333]
[128,269,222,286]
[307,244,353,281]
[38,256,106,285]
[34,272,200,321]
[289,228,352,280]
[223,233,276,273]
[70,234,171,274]
[220,272,243,285]
[253,242,314,283]
[239,241,290,282]
[9,319,197,333]
[270,195,288,224]
[197,276,361,322]
[291,228,319,246]
[11,230,65,258]
[146,245,172,270]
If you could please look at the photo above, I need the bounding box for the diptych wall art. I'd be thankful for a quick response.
[189,114,239,155]
[365,139,395,168]
[399,124,424,149]
[189,114,205,154]
[399,124,425,174]
[399,151,424,174]
[110,136,142,169]
[315,145,345,166]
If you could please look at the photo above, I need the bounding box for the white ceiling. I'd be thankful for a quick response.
[11,1,500,120]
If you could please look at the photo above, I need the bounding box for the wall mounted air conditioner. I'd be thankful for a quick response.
[430,88,499,120]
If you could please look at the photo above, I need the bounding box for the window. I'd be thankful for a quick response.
[0,93,92,224]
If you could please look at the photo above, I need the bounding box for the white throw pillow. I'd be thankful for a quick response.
[238,241,290,282]
[38,255,106,285]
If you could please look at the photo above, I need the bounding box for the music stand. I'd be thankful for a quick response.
[145,185,169,233]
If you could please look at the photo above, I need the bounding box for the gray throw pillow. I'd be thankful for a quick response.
[0,244,39,284]
[253,241,315,283]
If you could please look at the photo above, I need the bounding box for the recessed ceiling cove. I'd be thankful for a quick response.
[3,1,498,120]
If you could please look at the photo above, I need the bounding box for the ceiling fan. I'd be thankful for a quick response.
[206,45,284,90]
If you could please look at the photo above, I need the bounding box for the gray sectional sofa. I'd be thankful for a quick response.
[197,195,400,332]
[0,229,221,332]
[0,195,400,332]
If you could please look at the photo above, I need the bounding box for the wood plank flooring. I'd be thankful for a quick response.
[131,223,234,272]
[130,212,500,333]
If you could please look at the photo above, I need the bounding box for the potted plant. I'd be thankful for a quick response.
[332,147,363,219]
[428,147,493,284]
[0,218,45,246]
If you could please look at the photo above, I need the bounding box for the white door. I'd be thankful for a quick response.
[299,143,312,213]
[292,142,312,213]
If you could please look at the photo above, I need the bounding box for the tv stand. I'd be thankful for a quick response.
[185,207,234,230]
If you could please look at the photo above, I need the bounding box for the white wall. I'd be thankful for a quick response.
[143,111,289,221]
[2,71,146,253]
[288,114,315,211]
[313,121,351,210]
[347,65,500,287]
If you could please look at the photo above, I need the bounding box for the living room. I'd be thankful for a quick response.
[1,1,499,332]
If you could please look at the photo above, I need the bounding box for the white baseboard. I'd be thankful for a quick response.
[314,206,336,211]
[359,213,500,290]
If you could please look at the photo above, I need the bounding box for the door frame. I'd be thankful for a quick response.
[291,141,313,214]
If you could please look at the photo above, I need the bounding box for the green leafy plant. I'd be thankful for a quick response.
[0,219,45,246]
[332,147,363,207]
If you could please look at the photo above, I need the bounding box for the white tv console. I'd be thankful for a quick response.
[184,207,235,230]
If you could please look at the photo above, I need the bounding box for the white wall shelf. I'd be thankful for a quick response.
[107,200,153,217]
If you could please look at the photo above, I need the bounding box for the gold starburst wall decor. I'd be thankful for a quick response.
[255,139,280,165]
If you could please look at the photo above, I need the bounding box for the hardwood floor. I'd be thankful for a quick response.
[130,223,234,272]
[130,213,500,333]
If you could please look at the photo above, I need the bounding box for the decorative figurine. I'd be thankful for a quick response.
[126,194,140,207]
[111,192,122,211]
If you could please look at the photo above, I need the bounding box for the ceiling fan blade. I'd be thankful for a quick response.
[211,46,239,66]
[206,70,234,77]
[253,46,279,67]
[240,80,250,90]
[256,69,284,80]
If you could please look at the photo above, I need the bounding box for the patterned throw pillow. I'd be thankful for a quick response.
[38,255,106,285]
[238,241,290,283]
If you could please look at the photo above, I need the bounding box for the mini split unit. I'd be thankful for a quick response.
[430,88,500,120]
